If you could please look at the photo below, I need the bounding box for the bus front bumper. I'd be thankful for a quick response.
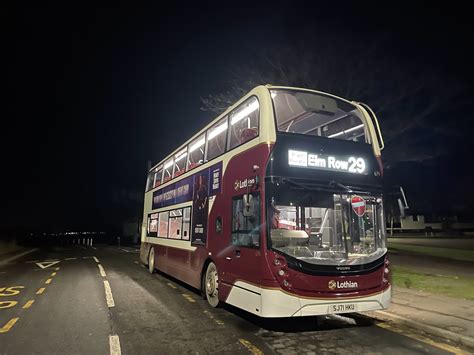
[226,281,391,318]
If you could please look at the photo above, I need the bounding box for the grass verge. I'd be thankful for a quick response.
[391,265,474,300]
[388,242,474,262]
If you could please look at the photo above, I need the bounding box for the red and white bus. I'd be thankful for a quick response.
[140,85,390,317]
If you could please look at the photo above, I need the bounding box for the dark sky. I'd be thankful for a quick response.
[7,3,474,232]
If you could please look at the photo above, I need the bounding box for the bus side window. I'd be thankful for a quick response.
[173,148,187,178]
[206,116,228,161]
[163,158,174,183]
[187,134,205,171]
[182,207,191,240]
[229,97,259,150]
[231,194,260,247]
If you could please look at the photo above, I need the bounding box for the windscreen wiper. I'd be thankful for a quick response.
[330,180,353,193]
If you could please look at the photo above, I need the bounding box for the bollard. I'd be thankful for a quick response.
[91,238,93,247]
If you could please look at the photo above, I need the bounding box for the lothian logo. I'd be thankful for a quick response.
[328,280,358,290]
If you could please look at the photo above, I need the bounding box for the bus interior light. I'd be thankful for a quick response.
[175,152,187,162]
[328,124,364,138]
[208,122,228,139]
[189,138,205,153]
[230,101,259,125]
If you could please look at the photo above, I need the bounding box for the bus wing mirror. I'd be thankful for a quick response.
[398,186,410,218]
[397,198,406,218]
[243,194,255,217]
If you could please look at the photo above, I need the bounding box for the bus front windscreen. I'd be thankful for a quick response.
[271,89,367,143]
[268,193,386,266]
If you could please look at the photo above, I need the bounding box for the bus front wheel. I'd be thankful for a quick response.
[205,262,220,307]
[148,247,155,274]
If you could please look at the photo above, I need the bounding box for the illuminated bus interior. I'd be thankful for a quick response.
[271,89,367,143]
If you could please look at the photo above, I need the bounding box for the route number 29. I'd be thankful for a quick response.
[348,157,365,174]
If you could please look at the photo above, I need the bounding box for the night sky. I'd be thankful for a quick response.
[7,3,474,233]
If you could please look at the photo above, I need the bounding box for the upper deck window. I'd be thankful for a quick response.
[228,97,260,149]
[271,90,367,143]
[187,134,205,171]
[163,157,174,183]
[206,116,228,161]
[146,165,163,191]
[173,148,187,178]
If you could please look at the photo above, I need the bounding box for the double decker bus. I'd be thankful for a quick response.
[140,85,390,317]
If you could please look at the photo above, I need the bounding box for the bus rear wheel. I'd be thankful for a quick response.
[148,247,155,274]
[205,262,219,307]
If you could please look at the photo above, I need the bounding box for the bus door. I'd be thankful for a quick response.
[220,193,262,307]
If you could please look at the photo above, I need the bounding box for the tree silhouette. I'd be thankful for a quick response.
[200,37,467,166]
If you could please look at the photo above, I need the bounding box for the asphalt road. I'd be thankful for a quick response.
[0,245,467,354]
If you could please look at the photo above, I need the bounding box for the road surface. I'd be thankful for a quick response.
[0,245,469,354]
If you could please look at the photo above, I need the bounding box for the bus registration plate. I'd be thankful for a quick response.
[328,303,356,313]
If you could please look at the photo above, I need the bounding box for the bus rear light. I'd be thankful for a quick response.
[384,268,390,275]
[282,279,291,288]
[278,269,285,277]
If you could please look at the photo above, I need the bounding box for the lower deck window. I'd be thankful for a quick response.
[158,211,169,237]
[149,207,192,241]
[147,213,158,237]
[168,210,183,239]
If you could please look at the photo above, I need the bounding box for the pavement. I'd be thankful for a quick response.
[366,237,474,350]
[368,287,474,349]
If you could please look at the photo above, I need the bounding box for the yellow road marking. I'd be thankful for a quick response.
[98,264,107,277]
[45,279,52,284]
[167,283,177,289]
[181,294,196,303]
[203,310,224,325]
[376,322,470,355]
[50,272,57,277]
[238,339,264,355]
[36,287,45,295]
[103,281,115,308]
[22,300,34,309]
[109,334,122,355]
[0,301,18,309]
[0,286,25,297]
[0,318,19,333]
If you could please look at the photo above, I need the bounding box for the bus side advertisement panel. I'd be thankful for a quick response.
[151,162,223,246]
[191,162,222,245]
